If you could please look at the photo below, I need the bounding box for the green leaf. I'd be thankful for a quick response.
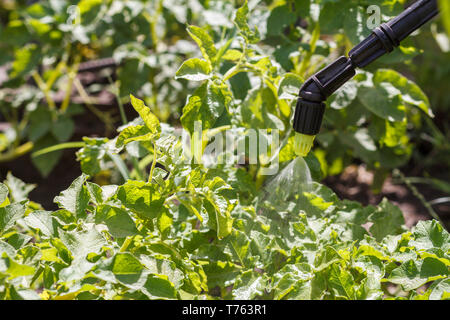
[203,194,234,240]
[139,255,184,289]
[304,152,323,182]
[9,287,41,300]
[7,233,32,250]
[118,59,151,96]
[318,2,346,34]
[234,0,260,44]
[343,6,369,45]
[0,203,26,235]
[54,174,90,219]
[180,81,230,134]
[203,177,235,239]
[10,43,41,78]
[59,227,106,261]
[77,137,109,176]
[222,49,243,61]
[358,83,406,121]
[129,95,161,137]
[388,257,449,291]
[112,253,143,274]
[23,210,58,237]
[31,134,63,177]
[335,199,374,225]
[328,264,356,300]
[339,129,378,165]
[0,240,16,258]
[278,73,303,100]
[0,183,8,205]
[426,278,450,300]
[175,58,212,81]
[329,80,358,110]
[95,205,138,239]
[379,118,408,148]
[28,107,52,142]
[51,116,75,143]
[86,182,105,205]
[409,220,450,252]
[78,0,103,15]
[228,66,251,100]
[373,69,433,117]
[266,4,297,37]
[233,270,267,299]
[142,274,179,299]
[271,264,313,300]
[117,180,165,219]
[369,198,405,241]
[157,207,173,238]
[94,252,146,291]
[116,124,154,148]
[1,255,35,279]
[186,25,217,67]
[314,246,342,272]
[28,18,50,36]
[202,261,241,289]
[240,86,284,130]
[86,182,117,205]
[354,255,384,285]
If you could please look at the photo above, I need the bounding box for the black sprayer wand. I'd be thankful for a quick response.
[293,0,440,157]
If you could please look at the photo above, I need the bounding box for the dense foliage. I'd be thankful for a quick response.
[1,95,449,300]
[0,0,449,300]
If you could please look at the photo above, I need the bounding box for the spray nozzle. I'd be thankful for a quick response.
[291,0,439,157]
[294,133,315,157]
[292,57,355,157]
[292,98,326,157]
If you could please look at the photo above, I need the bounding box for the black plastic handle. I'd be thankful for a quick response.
[350,0,439,67]
[293,0,439,136]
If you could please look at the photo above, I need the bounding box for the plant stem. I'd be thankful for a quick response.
[73,78,116,134]
[0,141,34,162]
[146,0,163,49]
[107,151,130,181]
[298,23,320,76]
[222,40,248,82]
[108,75,128,125]
[393,169,445,226]
[107,76,148,181]
[148,143,158,183]
[116,92,127,125]
[31,141,85,158]
[61,55,81,113]
[164,194,178,204]
[32,72,57,112]
[119,236,133,253]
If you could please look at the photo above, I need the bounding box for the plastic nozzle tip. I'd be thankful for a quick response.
[294,133,315,157]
